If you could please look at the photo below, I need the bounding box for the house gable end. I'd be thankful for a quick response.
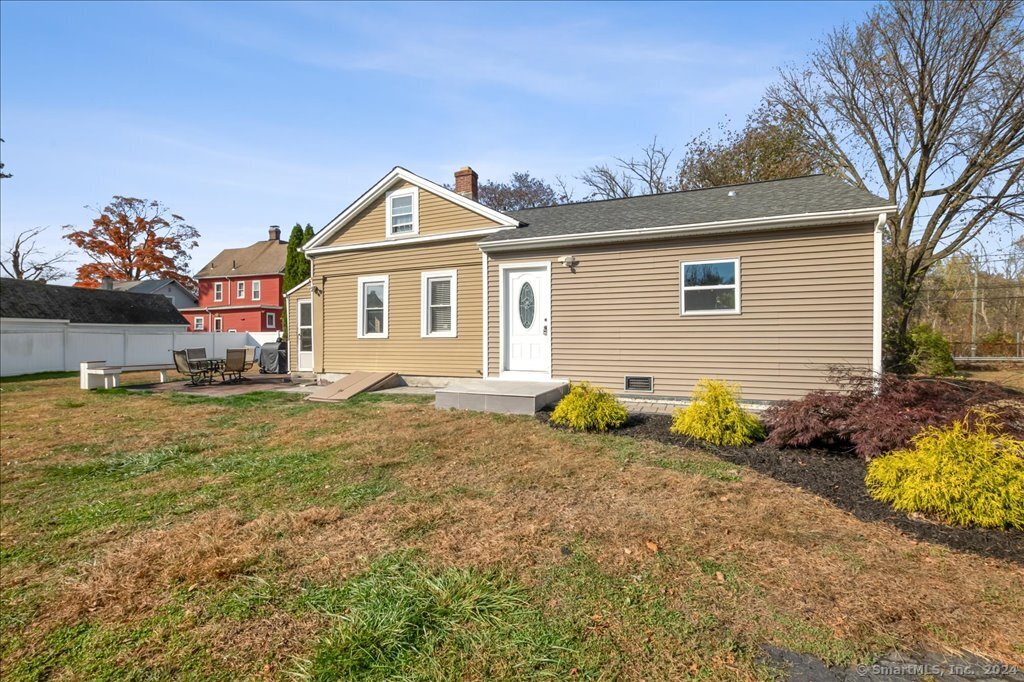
[305,167,519,252]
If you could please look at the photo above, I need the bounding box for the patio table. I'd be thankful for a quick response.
[190,358,225,376]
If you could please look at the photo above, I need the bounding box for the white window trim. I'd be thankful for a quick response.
[356,275,389,339]
[213,317,223,332]
[213,282,223,302]
[252,280,261,301]
[679,258,741,316]
[237,280,245,299]
[193,316,204,330]
[266,312,275,328]
[385,186,419,239]
[420,269,458,338]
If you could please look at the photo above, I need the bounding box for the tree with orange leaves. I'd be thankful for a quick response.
[63,196,200,289]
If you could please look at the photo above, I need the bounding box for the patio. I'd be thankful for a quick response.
[126,371,297,396]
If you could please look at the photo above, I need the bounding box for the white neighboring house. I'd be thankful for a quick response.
[0,278,190,377]
[108,278,198,310]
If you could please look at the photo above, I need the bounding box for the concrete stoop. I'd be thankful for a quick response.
[435,379,568,415]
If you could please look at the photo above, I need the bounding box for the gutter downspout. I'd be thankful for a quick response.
[872,212,886,386]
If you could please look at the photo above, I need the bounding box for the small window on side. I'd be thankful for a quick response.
[386,187,418,237]
[213,282,223,302]
[421,270,457,337]
[266,312,275,328]
[252,280,261,301]
[194,317,204,331]
[237,281,245,299]
[680,259,740,315]
[357,276,389,338]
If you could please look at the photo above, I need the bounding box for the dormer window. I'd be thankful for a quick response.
[386,187,418,238]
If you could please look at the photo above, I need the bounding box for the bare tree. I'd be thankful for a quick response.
[0,138,10,180]
[2,227,72,282]
[766,0,1024,369]
[477,172,561,211]
[579,137,677,199]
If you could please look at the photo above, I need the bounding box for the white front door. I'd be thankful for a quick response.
[297,299,313,371]
[503,265,550,376]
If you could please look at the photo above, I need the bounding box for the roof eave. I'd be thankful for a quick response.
[479,206,895,252]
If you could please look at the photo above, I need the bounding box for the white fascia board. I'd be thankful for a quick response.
[304,226,509,256]
[478,206,897,252]
[303,166,521,251]
[284,278,311,298]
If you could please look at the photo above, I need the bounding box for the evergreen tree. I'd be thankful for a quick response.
[303,223,314,246]
[283,224,307,293]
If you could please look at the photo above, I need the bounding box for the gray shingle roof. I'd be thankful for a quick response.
[482,175,892,243]
[0,278,189,325]
[110,279,170,294]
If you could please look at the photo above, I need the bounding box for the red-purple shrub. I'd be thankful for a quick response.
[763,371,1022,459]
[760,391,857,449]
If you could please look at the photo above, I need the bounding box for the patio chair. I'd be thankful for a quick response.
[240,346,256,379]
[221,348,247,384]
[185,347,207,362]
[172,350,212,386]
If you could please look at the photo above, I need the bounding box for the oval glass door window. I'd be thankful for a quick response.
[518,282,535,328]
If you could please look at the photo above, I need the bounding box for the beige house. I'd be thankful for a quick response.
[286,166,894,402]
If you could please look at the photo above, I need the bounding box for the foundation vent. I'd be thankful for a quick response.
[623,375,654,392]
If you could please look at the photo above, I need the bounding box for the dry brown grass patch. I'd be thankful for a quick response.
[56,507,346,621]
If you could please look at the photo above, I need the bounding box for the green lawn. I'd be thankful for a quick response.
[1,373,1021,680]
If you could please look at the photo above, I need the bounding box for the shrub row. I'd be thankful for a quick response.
[548,375,1023,529]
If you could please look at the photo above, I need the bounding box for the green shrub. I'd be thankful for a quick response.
[978,331,1015,357]
[909,324,956,376]
[550,382,628,432]
[670,379,764,446]
[865,411,1024,529]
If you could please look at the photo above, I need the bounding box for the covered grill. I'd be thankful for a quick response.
[258,341,287,374]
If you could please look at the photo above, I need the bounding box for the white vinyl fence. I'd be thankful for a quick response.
[0,318,280,377]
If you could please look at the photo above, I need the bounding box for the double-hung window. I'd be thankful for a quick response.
[386,187,418,237]
[680,259,740,315]
[357,276,389,338]
[237,281,245,299]
[266,312,275,328]
[251,280,261,301]
[213,282,223,302]
[421,270,457,337]
[193,317,204,331]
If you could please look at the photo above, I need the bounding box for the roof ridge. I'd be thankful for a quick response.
[511,174,832,214]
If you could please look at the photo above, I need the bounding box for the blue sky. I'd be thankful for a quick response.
[1,0,877,282]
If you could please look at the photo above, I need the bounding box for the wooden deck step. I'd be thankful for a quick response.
[306,372,401,402]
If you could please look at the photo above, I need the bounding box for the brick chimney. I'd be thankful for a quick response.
[454,167,479,201]
[268,225,281,241]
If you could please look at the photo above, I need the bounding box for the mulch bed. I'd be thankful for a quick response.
[539,411,1024,564]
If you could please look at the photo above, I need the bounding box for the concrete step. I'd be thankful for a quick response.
[435,379,568,415]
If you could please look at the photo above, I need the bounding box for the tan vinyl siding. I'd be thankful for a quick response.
[487,222,876,401]
[285,280,311,373]
[321,181,501,247]
[312,237,483,376]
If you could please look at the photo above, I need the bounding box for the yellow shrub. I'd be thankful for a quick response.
[670,379,764,446]
[865,411,1024,529]
[550,382,628,432]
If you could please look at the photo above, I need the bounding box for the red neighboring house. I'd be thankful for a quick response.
[182,227,287,334]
